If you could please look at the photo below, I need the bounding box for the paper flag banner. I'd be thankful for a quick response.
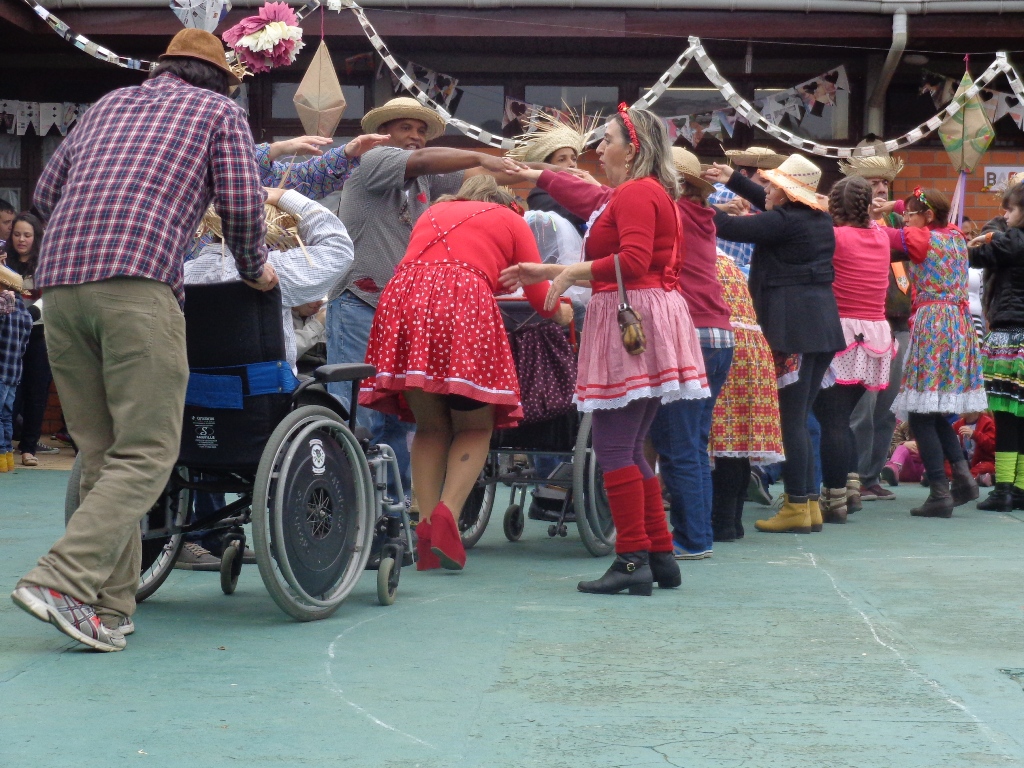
[38,102,61,135]
[939,72,995,174]
[293,40,346,137]
[170,0,229,32]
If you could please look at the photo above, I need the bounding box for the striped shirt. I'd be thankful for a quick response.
[33,73,268,305]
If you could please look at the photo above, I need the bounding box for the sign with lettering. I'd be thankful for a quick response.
[983,165,1024,192]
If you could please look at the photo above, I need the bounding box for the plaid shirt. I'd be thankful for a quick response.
[0,292,32,386]
[33,73,268,305]
[696,326,736,349]
[254,143,359,201]
[708,184,755,273]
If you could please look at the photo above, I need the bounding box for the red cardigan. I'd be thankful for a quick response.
[537,171,732,330]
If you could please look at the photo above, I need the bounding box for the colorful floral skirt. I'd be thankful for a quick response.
[574,288,709,411]
[982,327,1024,417]
[360,261,524,429]
[891,302,987,415]
[709,325,785,465]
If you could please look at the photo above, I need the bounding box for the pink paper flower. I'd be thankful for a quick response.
[222,1,304,73]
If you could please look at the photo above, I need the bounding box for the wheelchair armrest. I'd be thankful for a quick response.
[312,363,376,384]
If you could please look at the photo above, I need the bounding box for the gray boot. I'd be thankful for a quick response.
[911,480,954,518]
[949,460,979,507]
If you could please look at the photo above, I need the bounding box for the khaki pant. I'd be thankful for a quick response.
[21,278,188,618]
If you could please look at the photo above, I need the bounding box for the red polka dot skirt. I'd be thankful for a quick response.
[359,261,524,429]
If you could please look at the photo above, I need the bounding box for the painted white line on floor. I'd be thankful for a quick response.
[801,550,1008,752]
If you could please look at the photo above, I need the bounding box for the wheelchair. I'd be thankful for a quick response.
[456,297,615,557]
[64,281,413,620]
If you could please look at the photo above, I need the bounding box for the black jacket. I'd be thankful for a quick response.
[969,221,1024,329]
[713,172,844,354]
[527,187,588,235]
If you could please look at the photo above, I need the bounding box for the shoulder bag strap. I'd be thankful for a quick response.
[614,253,629,309]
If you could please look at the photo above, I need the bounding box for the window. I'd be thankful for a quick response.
[754,87,849,142]
[271,82,366,121]
[444,85,504,137]
[524,86,618,118]
[650,88,730,119]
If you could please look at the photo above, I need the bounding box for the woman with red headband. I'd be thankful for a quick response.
[880,187,986,518]
[502,104,709,596]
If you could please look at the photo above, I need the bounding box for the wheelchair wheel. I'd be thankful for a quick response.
[503,503,524,542]
[376,557,399,606]
[459,458,496,549]
[252,405,375,622]
[573,412,615,557]
[65,455,190,603]
[220,539,242,595]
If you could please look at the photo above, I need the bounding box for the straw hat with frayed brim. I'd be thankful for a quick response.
[671,147,716,197]
[838,155,905,182]
[361,97,446,141]
[159,29,240,86]
[759,154,827,212]
[199,203,303,252]
[725,146,786,169]
[507,107,598,164]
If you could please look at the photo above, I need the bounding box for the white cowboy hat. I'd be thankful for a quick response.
[671,147,716,198]
[724,146,786,169]
[361,96,446,141]
[759,154,827,212]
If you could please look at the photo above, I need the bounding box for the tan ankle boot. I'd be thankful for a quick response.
[755,494,812,534]
[846,473,862,513]
[808,496,823,532]
[820,487,848,524]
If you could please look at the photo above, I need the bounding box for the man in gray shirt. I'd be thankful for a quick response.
[326,97,522,500]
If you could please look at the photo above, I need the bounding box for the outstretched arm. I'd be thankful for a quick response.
[405,147,523,180]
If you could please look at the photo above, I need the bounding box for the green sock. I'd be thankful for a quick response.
[996,452,1017,485]
[1013,454,1024,490]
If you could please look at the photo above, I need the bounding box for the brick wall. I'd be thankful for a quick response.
[887,147,1023,226]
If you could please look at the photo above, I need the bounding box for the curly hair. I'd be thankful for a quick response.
[828,176,873,228]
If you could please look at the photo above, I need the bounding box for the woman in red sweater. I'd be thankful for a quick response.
[814,176,896,522]
[502,105,708,596]
[361,176,571,572]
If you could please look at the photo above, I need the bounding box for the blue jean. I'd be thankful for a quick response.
[326,291,412,500]
[649,345,734,553]
[0,381,16,453]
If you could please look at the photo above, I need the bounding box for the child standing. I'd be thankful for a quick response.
[883,188,987,518]
[0,288,33,472]
[968,182,1024,511]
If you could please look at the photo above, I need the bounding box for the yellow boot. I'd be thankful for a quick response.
[6,452,13,471]
[808,495,823,532]
[755,494,812,533]
[0,452,9,473]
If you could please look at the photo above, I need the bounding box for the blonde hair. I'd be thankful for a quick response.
[434,174,520,207]
[612,106,680,199]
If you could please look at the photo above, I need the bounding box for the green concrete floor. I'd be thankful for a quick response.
[2,469,1024,768]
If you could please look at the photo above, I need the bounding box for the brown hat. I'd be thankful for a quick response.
[160,29,240,86]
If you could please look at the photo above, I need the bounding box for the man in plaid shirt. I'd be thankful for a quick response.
[12,29,277,653]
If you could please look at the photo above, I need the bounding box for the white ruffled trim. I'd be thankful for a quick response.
[575,379,710,412]
[890,388,988,419]
[710,450,786,466]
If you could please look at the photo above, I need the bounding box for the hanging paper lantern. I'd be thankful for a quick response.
[939,72,995,174]
[293,41,347,137]
[222,2,304,74]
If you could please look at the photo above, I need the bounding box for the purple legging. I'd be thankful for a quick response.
[590,398,661,479]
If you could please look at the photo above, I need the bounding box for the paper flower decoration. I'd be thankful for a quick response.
[222,2,304,74]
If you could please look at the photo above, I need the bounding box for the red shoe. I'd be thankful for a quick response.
[429,502,466,571]
[415,519,441,571]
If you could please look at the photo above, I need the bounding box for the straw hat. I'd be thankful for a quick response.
[759,154,827,211]
[838,136,904,182]
[507,107,597,164]
[199,203,302,251]
[671,147,716,197]
[159,29,240,86]
[725,146,786,170]
[361,97,446,141]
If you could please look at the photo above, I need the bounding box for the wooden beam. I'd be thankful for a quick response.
[0,0,44,32]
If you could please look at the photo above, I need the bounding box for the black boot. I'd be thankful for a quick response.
[949,460,979,507]
[978,482,1015,512]
[911,479,954,518]
[1012,486,1024,511]
[578,552,653,596]
[711,483,737,542]
[648,551,681,589]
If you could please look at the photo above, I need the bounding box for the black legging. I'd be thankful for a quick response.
[777,351,835,498]
[994,410,1024,454]
[813,382,866,489]
[908,412,964,483]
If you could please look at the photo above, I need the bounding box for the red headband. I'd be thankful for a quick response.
[617,102,640,152]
